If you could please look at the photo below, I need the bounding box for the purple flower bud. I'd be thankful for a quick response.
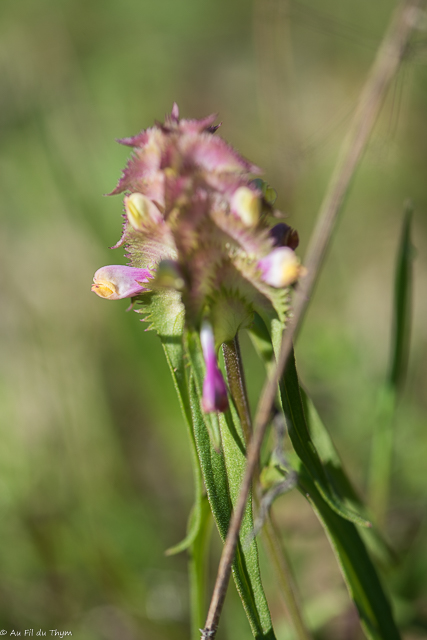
[200,322,229,413]
[91,265,152,300]
[270,223,300,250]
[258,247,303,288]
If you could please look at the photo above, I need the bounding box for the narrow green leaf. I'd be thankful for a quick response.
[219,403,276,638]
[187,352,276,639]
[249,314,369,527]
[301,389,395,566]
[165,499,204,556]
[388,203,414,391]
[369,207,414,524]
[280,353,369,526]
[160,328,206,557]
[294,458,401,640]
[143,289,207,561]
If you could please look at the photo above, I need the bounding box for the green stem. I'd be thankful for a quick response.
[222,336,312,640]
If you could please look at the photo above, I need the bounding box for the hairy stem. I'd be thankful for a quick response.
[222,338,252,446]
[202,1,423,636]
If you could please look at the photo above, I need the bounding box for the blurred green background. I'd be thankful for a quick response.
[1,0,426,638]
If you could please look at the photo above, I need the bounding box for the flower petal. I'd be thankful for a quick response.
[125,192,163,230]
[231,186,261,227]
[258,247,303,288]
[91,265,152,300]
[200,322,229,413]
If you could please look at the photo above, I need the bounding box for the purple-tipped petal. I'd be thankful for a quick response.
[91,265,152,300]
[200,322,229,413]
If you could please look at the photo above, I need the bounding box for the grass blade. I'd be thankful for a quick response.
[368,205,414,525]
[388,203,414,391]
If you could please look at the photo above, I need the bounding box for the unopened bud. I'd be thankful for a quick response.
[270,223,299,250]
[258,247,304,288]
[124,193,163,230]
[231,187,261,227]
[200,322,229,413]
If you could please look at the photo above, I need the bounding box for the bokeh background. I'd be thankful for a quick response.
[1,0,426,638]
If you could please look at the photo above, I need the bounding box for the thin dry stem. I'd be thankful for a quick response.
[202,1,424,637]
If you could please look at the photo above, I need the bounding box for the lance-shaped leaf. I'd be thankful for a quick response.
[294,457,401,640]
[141,288,206,558]
[139,288,211,639]
[388,204,413,392]
[300,389,395,566]
[369,206,414,525]
[186,331,276,639]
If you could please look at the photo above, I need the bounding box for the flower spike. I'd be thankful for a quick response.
[200,322,229,413]
[93,104,305,344]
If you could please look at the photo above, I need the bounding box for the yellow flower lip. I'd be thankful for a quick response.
[280,262,301,287]
[91,265,152,301]
[124,192,162,230]
[91,280,117,299]
[231,187,261,227]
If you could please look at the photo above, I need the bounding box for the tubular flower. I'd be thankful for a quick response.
[200,322,229,413]
[91,104,305,411]
[91,265,152,300]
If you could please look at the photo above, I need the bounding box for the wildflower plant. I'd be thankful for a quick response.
[92,103,406,640]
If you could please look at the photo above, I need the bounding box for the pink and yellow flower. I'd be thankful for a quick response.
[91,265,152,300]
